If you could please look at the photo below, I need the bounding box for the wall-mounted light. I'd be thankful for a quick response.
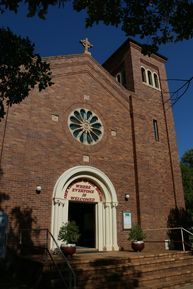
[125,193,130,201]
[36,185,42,194]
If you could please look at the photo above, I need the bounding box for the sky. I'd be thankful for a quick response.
[0,3,193,158]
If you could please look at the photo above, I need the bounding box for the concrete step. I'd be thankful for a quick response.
[138,271,193,289]
[134,258,193,274]
[9,250,193,289]
[70,251,193,289]
[71,255,193,273]
[75,271,193,289]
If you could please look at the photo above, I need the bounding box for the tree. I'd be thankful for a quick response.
[1,0,193,118]
[181,149,193,217]
[167,207,192,250]
[1,0,193,53]
[181,149,193,168]
[0,28,52,120]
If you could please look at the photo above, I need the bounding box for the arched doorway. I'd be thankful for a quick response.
[51,166,119,251]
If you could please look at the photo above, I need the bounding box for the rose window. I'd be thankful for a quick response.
[68,108,103,145]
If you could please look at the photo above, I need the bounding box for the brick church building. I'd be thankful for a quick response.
[0,38,184,251]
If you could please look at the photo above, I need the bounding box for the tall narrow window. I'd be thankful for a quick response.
[153,73,160,89]
[141,67,146,83]
[148,70,153,85]
[153,119,159,141]
[116,72,122,84]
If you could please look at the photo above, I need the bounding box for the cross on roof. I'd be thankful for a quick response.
[80,38,93,55]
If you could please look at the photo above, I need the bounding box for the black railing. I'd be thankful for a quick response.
[19,228,76,289]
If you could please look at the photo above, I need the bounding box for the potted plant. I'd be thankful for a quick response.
[128,223,146,252]
[58,221,80,257]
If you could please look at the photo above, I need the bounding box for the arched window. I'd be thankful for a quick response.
[141,67,146,83]
[115,72,122,84]
[141,66,160,90]
[147,70,153,86]
[153,73,160,89]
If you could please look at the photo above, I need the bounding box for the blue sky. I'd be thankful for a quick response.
[0,3,193,158]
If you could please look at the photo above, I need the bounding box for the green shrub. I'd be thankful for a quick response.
[58,221,80,244]
[128,224,146,241]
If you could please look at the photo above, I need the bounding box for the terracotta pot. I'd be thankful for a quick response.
[60,245,76,258]
[131,241,145,252]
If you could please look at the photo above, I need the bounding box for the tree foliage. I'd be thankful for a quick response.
[1,0,193,53]
[0,28,52,120]
[167,207,192,250]
[181,149,193,216]
[0,0,66,18]
[181,149,193,168]
[1,0,193,118]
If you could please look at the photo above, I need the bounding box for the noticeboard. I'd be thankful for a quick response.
[123,211,132,230]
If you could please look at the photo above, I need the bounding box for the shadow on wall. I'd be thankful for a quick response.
[0,206,44,288]
[76,257,141,289]
[0,187,36,252]
[9,206,37,253]
[0,165,9,208]
[0,191,9,207]
[0,167,3,178]
[167,207,193,250]
[0,185,40,254]
[0,165,9,211]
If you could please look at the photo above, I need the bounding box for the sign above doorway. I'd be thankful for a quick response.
[64,180,103,203]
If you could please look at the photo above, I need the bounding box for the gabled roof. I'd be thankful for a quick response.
[43,53,131,105]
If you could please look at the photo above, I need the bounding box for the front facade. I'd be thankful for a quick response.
[0,39,184,251]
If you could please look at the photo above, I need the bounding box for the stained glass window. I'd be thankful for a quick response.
[68,108,103,145]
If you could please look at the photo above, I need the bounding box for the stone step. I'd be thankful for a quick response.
[71,255,193,276]
[140,266,193,281]
[74,262,193,284]
[75,270,193,289]
[138,271,193,289]
[75,263,193,280]
[130,251,192,265]
[134,258,193,273]
[71,252,193,289]
[70,251,192,266]
[71,256,193,272]
[12,250,193,289]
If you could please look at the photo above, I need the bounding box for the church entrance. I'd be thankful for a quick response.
[68,202,95,248]
[51,166,119,251]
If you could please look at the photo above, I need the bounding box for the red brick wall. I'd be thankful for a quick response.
[0,43,184,251]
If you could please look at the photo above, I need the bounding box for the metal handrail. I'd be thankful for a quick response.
[47,229,76,289]
[19,228,76,289]
[46,247,69,289]
[181,227,193,251]
[144,226,193,251]
[181,227,193,236]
